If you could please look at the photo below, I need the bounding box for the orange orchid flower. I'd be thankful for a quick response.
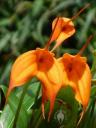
[6,17,75,120]
[46,17,75,51]
[58,36,92,109]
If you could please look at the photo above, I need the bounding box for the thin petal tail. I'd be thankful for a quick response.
[42,102,45,119]
[6,80,14,101]
[48,95,56,121]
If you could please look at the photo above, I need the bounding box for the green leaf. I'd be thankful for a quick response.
[0,81,41,128]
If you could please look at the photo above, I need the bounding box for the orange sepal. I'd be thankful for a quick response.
[46,17,63,47]
[37,72,62,121]
[51,17,75,51]
[36,54,63,120]
[58,53,91,108]
[6,50,37,97]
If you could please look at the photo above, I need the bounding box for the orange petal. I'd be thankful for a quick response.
[58,53,91,108]
[46,17,63,47]
[76,63,91,108]
[37,72,60,120]
[7,50,37,97]
[51,17,75,51]
[46,58,63,85]
[36,54,62,120]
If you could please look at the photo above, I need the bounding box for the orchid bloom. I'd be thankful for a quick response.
[58,36,92,109]
[7,17,75,120]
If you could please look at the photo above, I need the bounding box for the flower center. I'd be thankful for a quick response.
[67,63,73,72]
[36,49,54,71]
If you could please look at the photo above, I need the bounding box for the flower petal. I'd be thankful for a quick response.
[37,72,60,120]
[76,64,91,107]
[35,51,62,120]
[46,59,63,85]
[47,17,63,46]
[58,53,91,108]
[7,51,37,97]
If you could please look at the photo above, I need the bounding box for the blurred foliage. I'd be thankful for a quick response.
[0,0,96,85]
[0,0,96,128]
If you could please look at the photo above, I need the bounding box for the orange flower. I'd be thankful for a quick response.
[7,17,75,120]
[46,17,75,51]
[8,49,63,120]
[58,53,91,108]
[58,36,92,109]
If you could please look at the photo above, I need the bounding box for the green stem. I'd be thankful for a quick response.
[12,84,29,128]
